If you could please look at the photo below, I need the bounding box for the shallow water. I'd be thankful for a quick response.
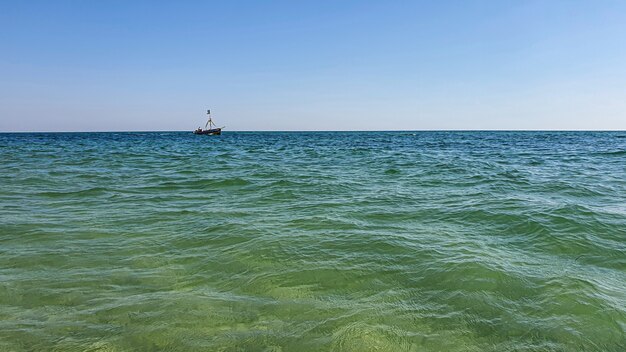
[1,131,625,351]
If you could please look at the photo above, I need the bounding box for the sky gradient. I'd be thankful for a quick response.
[1,0,625,131]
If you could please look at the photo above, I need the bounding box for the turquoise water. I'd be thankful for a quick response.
[1,131,625,351]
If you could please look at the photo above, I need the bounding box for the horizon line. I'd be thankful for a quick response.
[1,129,626,133]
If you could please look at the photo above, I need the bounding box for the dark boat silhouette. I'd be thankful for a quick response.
[193,110,224,135]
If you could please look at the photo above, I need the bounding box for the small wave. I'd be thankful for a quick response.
[36,187,109,198]
[139,177,253,191]
[598,150,626,156]
[385,168,400,175]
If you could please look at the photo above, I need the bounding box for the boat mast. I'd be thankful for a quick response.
[205,109,213,130]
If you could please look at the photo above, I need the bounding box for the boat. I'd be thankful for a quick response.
[193,110,224,135]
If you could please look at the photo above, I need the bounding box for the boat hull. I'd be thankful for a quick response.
[193,128,222,135]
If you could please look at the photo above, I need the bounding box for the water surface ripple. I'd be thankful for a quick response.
[1,131,625,351]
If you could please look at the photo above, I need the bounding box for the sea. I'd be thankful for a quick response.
[0,131,624,351]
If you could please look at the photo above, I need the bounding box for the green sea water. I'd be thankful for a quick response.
[1,131,625,351]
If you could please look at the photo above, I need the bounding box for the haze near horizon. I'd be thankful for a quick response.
[1,0,625,132]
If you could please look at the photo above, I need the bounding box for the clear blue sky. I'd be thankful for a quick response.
[1,0,625,131]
